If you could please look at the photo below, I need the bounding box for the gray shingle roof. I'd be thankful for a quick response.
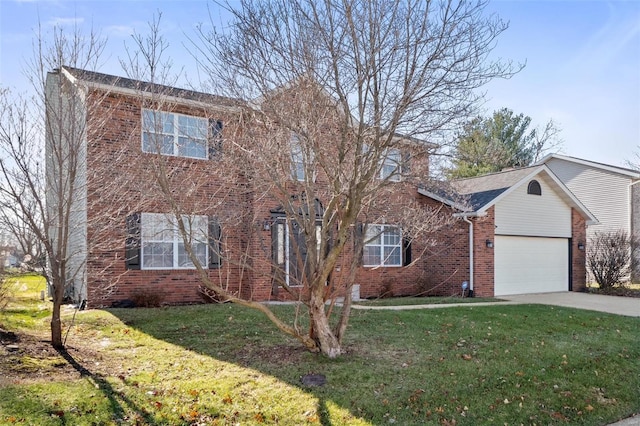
[420,166,543,212]
[451,166,539,195]
[61,66,242,108]
[465,187,509,210]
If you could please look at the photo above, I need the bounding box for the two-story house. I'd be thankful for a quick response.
[539,154,639,281]
[46,66,594,307]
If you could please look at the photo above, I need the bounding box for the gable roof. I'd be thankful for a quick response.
[537,154,640,179]
[418,165,598,224]
[252,73,436,149]
[58,66,243,111]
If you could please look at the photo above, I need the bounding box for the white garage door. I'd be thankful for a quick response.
[494,236,569,296]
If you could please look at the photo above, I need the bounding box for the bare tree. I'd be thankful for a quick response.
[113,1,517,357]
[0,195,45,270]
[0,25,130,348]
[185,0,519,357]
[587,231,635,289]
[626,146,640,170]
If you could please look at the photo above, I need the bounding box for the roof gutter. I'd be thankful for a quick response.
[453,211,485,218]
[60,67,243,114]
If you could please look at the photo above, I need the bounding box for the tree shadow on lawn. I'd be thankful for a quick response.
[104,302,640,426]
[0,330,158,425]
[54,347,156,425]
[107,305,383,425]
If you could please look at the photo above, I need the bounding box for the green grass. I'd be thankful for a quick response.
[1,277,639,425]
[0,274,49,330]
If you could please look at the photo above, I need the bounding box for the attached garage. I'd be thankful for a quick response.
[420,165,597,297]
[494,236,569,296]
[491,173,575,296]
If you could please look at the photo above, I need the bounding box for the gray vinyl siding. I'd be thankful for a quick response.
[45,71,88,303]
[546,158,631,240]
[495,177,571,238]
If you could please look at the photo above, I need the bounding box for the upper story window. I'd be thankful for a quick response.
[141,213,208,269]
[291,134,305,181]
[527,180,542,196]
[142,109,218,160]
[291,134,314,182]
[363,224,402,267]
[380,148,402,182]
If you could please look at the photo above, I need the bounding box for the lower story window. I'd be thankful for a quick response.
[141,213,208,269]
[363,224,402,267]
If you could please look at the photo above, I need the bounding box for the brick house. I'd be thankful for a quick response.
[46,66,595,307]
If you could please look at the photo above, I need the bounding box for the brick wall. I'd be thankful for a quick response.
[81,85,470,307]
[571,208,587,292]
[84,91,255,307]
[471,207,495,297]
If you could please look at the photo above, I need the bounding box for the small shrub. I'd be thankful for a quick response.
[587,230,636,290]
[130,289,165,308]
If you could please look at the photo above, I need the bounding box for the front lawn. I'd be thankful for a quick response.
[1,278,639,425]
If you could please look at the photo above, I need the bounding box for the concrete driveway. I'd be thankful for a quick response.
[502,292,640,317]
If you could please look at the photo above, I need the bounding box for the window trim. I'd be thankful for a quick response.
[291,135,305,181]
[363,224,403,267]
[290,134,315,182]
[142,109,210,160]
[379,148,402,182]
[527,180,542,196]
[140,212,209,270]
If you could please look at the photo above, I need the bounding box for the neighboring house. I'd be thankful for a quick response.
[538,154,640,280]
[1,246,20,268]
[46,66,593,307]
[420,165,597,296]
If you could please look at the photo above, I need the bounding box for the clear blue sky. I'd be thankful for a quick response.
[1,0,638,168]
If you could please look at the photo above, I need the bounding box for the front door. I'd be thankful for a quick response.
[271,216,323,293]
[272,217,309,290]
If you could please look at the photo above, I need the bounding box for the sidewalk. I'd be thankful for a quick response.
[351,292,640,317]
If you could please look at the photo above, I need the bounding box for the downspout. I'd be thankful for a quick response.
[629,179,640,281]
[463,216,473,292]
[629,179,640,236]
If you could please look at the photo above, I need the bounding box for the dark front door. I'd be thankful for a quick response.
[272,217,309,290]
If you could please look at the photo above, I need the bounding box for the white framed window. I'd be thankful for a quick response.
[380,148,402,181]
[291,135,305,181]
[142,109,209,159]
[363,224,402,267]
[141,213,208,269]
[291,134,316,182]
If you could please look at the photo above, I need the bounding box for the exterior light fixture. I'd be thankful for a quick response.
[485,239,493,249]
[263,220,271,231]
[578,242,585,251]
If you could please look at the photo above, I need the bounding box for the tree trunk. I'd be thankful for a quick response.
[309,291,341,358]
[50,273,64,348]
[51,301,63,348]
